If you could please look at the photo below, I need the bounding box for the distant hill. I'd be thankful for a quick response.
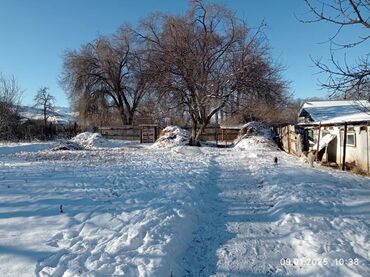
[19,105,77,125]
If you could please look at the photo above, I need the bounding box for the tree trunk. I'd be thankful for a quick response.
[194,123,208,146]
[118,108,127,126]
[43,107,47,127]
[189,121,200,146]
[126,109,135,125]
[189,122,209,147]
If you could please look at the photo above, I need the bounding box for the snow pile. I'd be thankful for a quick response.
[152,126,189,148]
[48,132,120,151]
[233,121,278,150]
[70,132,117,149]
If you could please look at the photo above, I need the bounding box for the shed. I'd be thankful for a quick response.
[297,100,370,173]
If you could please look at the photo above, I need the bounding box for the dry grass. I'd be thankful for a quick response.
[350,165,369,176]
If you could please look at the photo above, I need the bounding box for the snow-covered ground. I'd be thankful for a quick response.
[0,137,369,276]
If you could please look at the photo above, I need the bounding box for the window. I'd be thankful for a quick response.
[340,131,356,147]
[346,133,356,146]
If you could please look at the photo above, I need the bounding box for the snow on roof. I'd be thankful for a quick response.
[298,100,370,125]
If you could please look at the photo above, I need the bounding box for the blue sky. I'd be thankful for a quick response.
[0,0,366,107]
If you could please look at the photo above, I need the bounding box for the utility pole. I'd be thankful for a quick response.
[316,122,321,161]
[342,122,348,171]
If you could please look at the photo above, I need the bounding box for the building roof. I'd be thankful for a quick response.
[298,100,370,126]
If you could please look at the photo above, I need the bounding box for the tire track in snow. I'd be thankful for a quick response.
[181,152,237,276]
[181,149,287,276]
[213,150,284,276]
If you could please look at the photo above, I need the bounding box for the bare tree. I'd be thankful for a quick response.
[0,74,22,139]
[139,0,287,145]
[61,26,152,126]
[34,87,55,126]
[301,0,370,100]
[0,74,22,106]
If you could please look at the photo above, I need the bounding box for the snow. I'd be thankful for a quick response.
[233,121,278,150]
[46,132,122,151]
[0,136,369,276]
[299,100,370,125]
[0,142,52,155]
[70,132,121,149]
[151,126,189,148]
[312,133,336,152]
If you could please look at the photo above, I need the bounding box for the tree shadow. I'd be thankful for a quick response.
[0,244,55,260]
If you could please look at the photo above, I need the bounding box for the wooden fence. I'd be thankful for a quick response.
[183,127,240,143]
[276,125,302,156]
[100,126,141,141]
[99,125,240,143]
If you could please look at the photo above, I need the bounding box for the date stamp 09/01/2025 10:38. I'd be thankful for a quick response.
[280,257,360,267]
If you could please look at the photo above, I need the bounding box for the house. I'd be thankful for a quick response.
[297,100,370,173]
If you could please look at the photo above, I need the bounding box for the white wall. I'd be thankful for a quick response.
[333,125,370,172]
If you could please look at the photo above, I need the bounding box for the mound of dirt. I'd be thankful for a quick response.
[50,141,84,151]
[152,126,190,148]
[234,121,278,150]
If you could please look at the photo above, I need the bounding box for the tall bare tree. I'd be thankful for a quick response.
[0,74,22,139]
[34,87,55,127]
[61,26,152,126]
[138,0,287,145]
[301,0,370,100]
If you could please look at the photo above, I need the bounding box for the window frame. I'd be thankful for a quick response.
[340,131,356,147]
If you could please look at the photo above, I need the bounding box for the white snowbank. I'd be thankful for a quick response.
[151,126,189,148]
[233,121,278,150]
[70,132,118,149]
